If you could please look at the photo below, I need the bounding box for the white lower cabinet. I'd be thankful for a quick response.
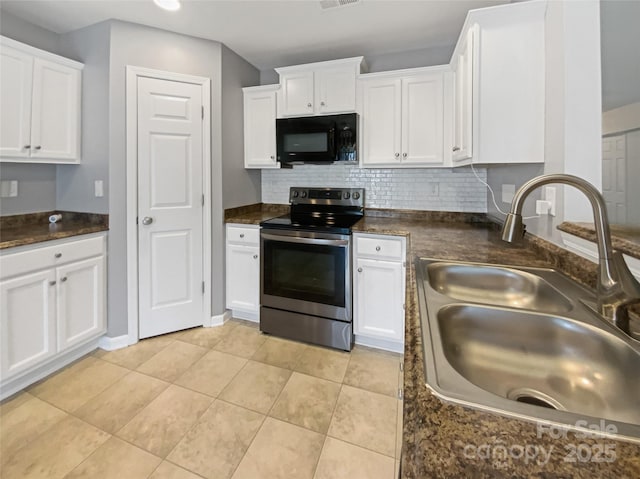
[226,224,260,322]
[353,233,406,353]
[0,233,106,398]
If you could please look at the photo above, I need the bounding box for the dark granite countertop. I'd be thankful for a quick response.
[559,222,640,260]
[224,204,640,477]
[224,203,289,225]
[0,211,108,250]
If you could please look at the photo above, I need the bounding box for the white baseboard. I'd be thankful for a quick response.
[206,310,233,327]
[0,338,100,401]
[230,309,259,323]
[354,335,404,354]
[98,334,129,351]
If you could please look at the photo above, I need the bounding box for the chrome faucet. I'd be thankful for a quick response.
[502,173,640,339]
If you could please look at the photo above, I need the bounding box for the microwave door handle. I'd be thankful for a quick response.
[329,127,336,158]
[261,233,348,247]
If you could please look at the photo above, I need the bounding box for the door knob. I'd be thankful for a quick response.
[141,217,153,225]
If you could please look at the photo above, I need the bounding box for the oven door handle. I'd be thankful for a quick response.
[261,233,349,247]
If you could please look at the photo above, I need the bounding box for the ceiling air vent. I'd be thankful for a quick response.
[320,0,361,10]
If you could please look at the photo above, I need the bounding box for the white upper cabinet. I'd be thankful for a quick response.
[452,26,475,163]
[0,36,82,164]
[359,68,447,168]
[450,1,546,165]
[243,85,279,169]
[276,57,365,117]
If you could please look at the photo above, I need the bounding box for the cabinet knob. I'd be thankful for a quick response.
[320,101,325,106]
[452,146,461,152]
[270,155,275,160]
[61,277,68,282]
[402,153,407,158]
[34,145,42,150]
[24,145,31,149]
[253,254,258,259]
[240,233,245,238]
[49,280,56,286]
[54,253,62,258]
[357,267,363,273]
[376,246,381,251]
[307,103,312,108]
[394,153,400,158]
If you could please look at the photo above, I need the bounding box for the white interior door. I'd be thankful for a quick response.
[137,76,204,338]
[602,135,626,224]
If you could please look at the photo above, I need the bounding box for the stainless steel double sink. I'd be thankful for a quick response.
[416,258,640,442]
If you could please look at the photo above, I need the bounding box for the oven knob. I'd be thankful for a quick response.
[352,191,360,200]
[301,191,308,198]
[292,191,299,198]
[343,192,351,199]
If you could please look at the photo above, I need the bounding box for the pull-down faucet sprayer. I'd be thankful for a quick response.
[502,174,640,339]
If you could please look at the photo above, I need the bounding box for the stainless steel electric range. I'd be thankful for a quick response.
[260,187,365,351]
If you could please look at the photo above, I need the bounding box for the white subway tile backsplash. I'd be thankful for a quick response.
[261,163,488,212]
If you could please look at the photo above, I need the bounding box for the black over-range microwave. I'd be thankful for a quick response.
[276,113,357,165]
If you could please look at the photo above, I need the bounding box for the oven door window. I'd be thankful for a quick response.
[263,240,346,307]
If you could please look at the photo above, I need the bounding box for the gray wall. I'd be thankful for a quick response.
[0,9,61,215]
[0,9,62,55]
[0,164,56,215]
[107,20,225,336]
[57,22,111,214]
[221,44,261,209]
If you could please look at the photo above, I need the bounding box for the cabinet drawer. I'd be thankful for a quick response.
[0,235,105,279]
[355,235,404,261]
[226,225,260,246]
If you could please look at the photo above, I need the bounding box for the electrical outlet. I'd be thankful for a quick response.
[0,180,18,198]
[544,186,556,216]
[501,184,515,203]
[94,180,104,197]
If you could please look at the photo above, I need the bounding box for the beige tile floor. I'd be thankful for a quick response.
[0,319,403,479]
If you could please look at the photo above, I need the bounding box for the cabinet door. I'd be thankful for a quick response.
[278,70,315,117]
[0,270,56,380]
[56,256,105,351]
[0,45,33,159]
[401,74,444,165]
[31,58,81,162]
[315,66,357,115]
[360,78,402,166]
[354,257,404,342]
[452,28,474,163]
[226,244,259,313]
[244,89,278,168]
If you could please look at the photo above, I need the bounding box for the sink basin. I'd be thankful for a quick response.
[427,262,572,313]
[417,258,640,442]
[438,304,640,425]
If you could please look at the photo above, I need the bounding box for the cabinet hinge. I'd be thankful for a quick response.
[399,362,404,372]
[202,106,204,119]
[136,217,138,225]
[202,194,205,206]
[202,281,205,294]
[398,388,403,400]
[403,303,406,310]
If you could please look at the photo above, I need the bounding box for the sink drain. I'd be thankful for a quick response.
[507,388,564,410]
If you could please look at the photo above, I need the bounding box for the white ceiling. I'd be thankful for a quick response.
[0,0,508,70]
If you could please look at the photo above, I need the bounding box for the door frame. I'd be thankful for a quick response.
[125,65,212,345]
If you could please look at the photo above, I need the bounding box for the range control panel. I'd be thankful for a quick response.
[289,187,364,207]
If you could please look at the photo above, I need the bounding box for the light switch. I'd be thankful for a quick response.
[94,180,104,197]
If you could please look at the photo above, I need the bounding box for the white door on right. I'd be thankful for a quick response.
[137,76,205,339]
[602,135,626,224]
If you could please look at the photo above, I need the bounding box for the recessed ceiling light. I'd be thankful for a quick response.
[154,0,181,12]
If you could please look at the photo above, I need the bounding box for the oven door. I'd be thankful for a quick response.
[261,230,351,322]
